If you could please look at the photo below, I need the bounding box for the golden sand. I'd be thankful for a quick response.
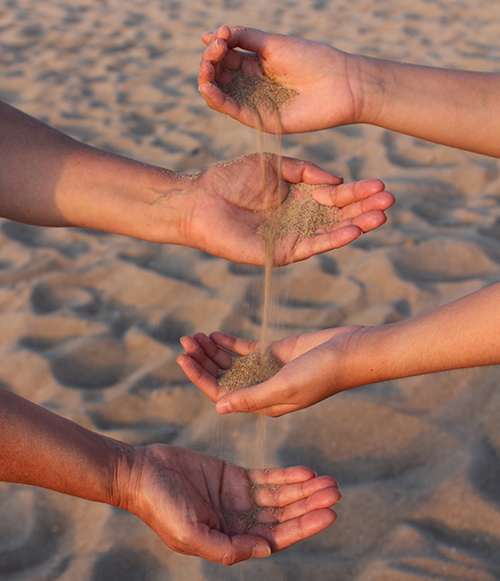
[258,182,339,247]
[219,56,297,112]
[218,348,284,393]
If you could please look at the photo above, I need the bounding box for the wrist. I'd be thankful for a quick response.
[345,319,424,387]
[109,442,143,513]
[336,324,395,389]
[112,443,173,522]
[346,54,387,126]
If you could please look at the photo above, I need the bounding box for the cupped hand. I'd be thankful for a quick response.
[177,326,364,417]
[122,444,340,565]
[183,152,394,265]
[199,25,359,134]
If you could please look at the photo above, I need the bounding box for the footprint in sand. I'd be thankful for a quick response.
[50,337,126,389]
[390,237,498,284]
[1,221,89,258]
[30,281,95,315]
[0,488,70,578]
[468,437,500,508]
[91,547,165,581]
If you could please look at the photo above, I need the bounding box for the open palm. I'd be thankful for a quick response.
[126,444,340,565]
[185,153,394,265]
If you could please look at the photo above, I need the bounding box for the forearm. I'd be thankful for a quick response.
[0,386,132,506]
[350,55,500,157]
[345,282,500,387]
[0,101,191,242]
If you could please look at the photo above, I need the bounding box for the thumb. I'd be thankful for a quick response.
[204,531,271,565]
[227,26,271,53]
[216,376,289,417]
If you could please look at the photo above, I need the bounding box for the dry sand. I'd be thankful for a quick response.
[220,56,297,113]
[218,348,284,392]
[2,1,500,580]
[258,182,339,247]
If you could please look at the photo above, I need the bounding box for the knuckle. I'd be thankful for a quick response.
[220,549,237,567]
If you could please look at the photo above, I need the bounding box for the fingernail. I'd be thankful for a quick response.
[251,544,271,559]
[216,400,234,415]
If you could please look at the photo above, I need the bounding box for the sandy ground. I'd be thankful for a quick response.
[1,0,500,579]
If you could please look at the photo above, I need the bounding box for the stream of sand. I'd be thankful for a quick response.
[210,63,339,576]
[217,61,341,408]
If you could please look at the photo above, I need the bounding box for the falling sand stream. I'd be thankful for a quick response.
[217,59,339,402]
[204,60,339,577]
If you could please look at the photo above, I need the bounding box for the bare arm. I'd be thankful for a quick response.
[0,385,127,503]
[200,26,500,157]
[0,386,341,562]
[179,282,500,417]
[353,56,500,157]
[0,100,394,265]
[346,281,500,387]
[0,101,185,237]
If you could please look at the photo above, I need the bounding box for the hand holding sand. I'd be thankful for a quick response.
[187,153,394,265]
[0,102,392,267]
[125,445,340,565]
[0,387,340,565]
[200,26,500,156]
[177,327,362,417]
[199,25,355,134]
[180,283,500,417]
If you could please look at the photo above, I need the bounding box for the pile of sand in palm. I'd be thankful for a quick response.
[218,348,284,393]
[219,55,297,112]
[258,182,339,248]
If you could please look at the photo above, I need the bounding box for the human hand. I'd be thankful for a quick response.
[120,444,340,565]
[199,26,360,134]
[177,326,364,417]
[181,153,394,265]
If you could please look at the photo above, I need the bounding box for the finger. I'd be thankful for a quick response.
[198,528,272,565]
[198,59,215,87]
[249,465,318,485]
[253,475,341,507]
[201,31,213,45]
[280,157,343,187]
[199,41,234,84]
[179,335,221,376]
[349,208,389,233]
[201,33,248,73]
[225,26,273,54]
[311,179,387,207]
[272,487,341,523]
[336,190,395,220]
[254,487,341,525]
[192,332,234,369]
[202,38,227,65]
[215,372,297,417]
[198,79,234,110]
[284,209,389,264]
[176,353,221,402]
[209,332,259,356]
[274,224,364,265]
[201,25,232,46]
[198,81,262,129]
[250,508,337,552]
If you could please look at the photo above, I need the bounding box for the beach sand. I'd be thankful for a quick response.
[2,0,500,580]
